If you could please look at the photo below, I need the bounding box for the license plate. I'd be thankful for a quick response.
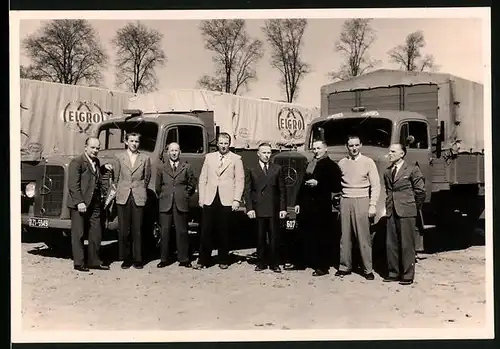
[285,220,296,230]
[28,218,49,228]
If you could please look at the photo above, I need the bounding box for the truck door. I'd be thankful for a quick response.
[399,120,433,203]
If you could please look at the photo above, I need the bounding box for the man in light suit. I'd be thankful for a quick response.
[194,132,245,270]
[156,142,197,268]
[111,132,152,269]
[67,137,110,272]
[384,143,426,285]
[244,143,287,273]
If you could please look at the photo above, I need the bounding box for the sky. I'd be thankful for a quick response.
[18,17,485,107]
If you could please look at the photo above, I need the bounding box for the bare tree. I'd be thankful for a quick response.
[329,18,379,81]
[388,31,437,72]
[112,21,166,93]
[198,19,264,94]
[263,19,310,103]
[22,20,108,85]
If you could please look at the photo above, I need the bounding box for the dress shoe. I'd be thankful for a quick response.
[192,262,208,270]
[335,270,351,277]
[121,261,133,269]
[157,261,169,268]
[283,263,305,271]
[179,261,192,268]
[270,266,282,273]
[218,264,229,270]
[255,265,267,272]
[133,262,144,269]
[383,276,399,282]
[364,272,375,281]
[313,269,329,277]
[74,265,89,272]
[399,279,414,285]
[88,264,110,271]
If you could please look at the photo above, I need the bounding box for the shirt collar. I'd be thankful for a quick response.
[259,160,269,168]
[127,149,138,157]
[85,152,95,164]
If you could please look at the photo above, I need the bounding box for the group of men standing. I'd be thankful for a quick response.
[67,131,425,286]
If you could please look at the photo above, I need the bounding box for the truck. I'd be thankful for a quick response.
[273,69,485,253]
[20,81,320,253]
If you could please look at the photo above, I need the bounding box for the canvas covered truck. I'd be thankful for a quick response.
[20,82,320,252]
[273,69,485,251]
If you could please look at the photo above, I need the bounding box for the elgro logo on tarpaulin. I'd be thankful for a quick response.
[61,101,107,134]
[277,107,305,141]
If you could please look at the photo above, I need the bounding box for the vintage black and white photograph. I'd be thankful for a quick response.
[10,7,492,342]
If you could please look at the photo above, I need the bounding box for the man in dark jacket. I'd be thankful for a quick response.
[155,142,197,268]
[384,143,426,285]
[67,137,110,272]
[244,143,287,273]
[291,140,343,276]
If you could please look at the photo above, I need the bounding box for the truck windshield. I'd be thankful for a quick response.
[98,121,159,152]
[310,117,393,148]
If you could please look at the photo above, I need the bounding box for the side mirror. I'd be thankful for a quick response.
[436,121,445,158]
[406,135,416,145]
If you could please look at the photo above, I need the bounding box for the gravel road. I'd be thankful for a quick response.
[20,240,487,332]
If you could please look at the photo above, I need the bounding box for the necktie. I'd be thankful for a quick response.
[219,155,224,169]
[172,162,177,172]
[264,163,268,174]
[391,165,397,182]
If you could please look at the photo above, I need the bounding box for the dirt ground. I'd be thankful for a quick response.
[19,238,488,332]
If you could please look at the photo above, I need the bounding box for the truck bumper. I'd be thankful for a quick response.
[21,216,72,231]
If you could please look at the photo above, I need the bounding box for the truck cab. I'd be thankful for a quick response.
[273,107,434,230]
[21,109,218,249]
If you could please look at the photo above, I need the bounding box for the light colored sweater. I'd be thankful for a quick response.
[338,154,381,207]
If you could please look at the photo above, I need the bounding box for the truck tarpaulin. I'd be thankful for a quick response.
[320,69,484,154]
[20,79,134,161]
[128,89,320,149]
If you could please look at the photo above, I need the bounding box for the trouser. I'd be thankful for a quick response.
[339,197,372,274]
[159,205,189,263]
[117,195,144,263]
[198,192,231,265]
[387,210,417,281]
[71,191,102,267]
[256,216,279,267]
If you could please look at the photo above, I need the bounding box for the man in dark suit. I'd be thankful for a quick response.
[291,140,343,276]
[67,137,110,272]
[384,143,426,285]
[156,142,197,268]
[244,142,287,273]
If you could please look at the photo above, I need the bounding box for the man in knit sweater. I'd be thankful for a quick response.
[336,135,381,280]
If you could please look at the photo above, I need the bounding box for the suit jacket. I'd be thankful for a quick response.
[198,151,245,207]
[244,162,286,218]
[296,156,342,215]
[112,151,152,207]
[384,161,426,218]
[67,154,103,208]
[156,160,197,213]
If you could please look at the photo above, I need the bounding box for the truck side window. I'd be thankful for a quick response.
[407,121,429,149]
[165,128,178,146]
[178,126,204,154]
[399,123,409,145]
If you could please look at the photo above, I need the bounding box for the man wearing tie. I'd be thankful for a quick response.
[384,143,426,285]
[244,143,287,273]
[156,142,197,268]
[194,132,245,270]
[67,137,110,272]
[111,132,152,269]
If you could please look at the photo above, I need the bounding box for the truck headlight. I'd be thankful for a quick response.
[25,182,36,198]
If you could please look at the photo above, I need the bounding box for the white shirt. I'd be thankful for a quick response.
[259,160,269,172]
[169,160,179,170]
[392,160,404,177]
[85,153,96,172]
[127,149,138,167]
